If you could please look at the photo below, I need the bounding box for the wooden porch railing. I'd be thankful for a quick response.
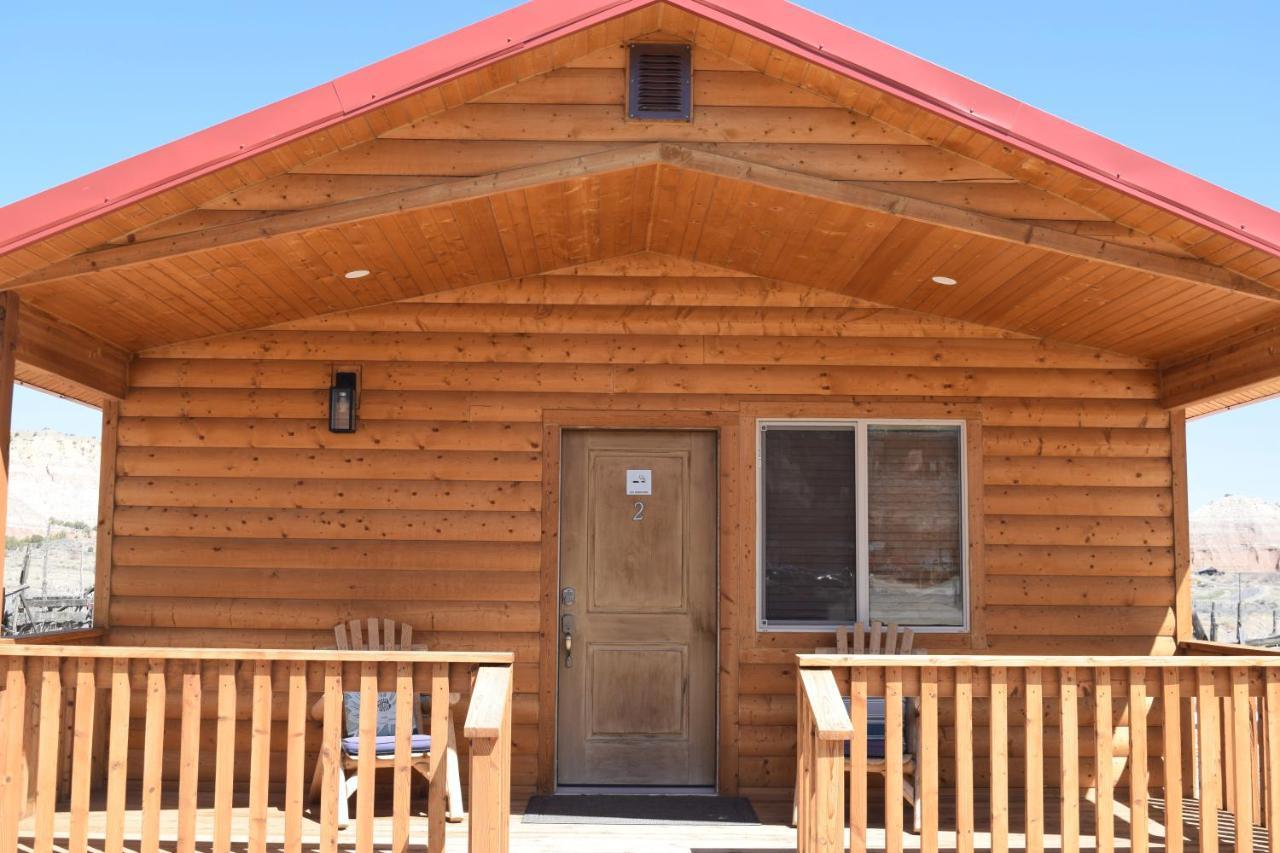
[796,653,1280,853]
[0,643,514,853]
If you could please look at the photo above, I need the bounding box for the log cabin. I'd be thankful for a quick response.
[0,1,1279,850]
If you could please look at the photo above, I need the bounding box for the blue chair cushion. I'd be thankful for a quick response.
[342,734,432,757]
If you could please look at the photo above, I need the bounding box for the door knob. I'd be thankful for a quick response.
[561,613,575,668]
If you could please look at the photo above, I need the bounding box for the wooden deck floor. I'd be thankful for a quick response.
[16,791,1263,851]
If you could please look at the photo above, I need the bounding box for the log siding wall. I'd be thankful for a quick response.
[107,258,1176,800]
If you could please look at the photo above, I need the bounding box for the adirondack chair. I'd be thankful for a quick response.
[307,618,464,827]
[793,621,923,832]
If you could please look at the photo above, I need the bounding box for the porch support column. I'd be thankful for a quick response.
[0,293,18,629]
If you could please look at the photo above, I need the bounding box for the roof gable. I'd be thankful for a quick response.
[2,0,1279,275]
[0,0,1277,417]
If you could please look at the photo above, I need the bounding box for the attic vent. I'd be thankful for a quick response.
[628,43,692,121]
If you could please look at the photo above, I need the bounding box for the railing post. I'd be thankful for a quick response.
[796,666,852,853]
[466,663,513,853]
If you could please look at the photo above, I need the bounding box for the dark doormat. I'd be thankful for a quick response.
[523,794,760,825]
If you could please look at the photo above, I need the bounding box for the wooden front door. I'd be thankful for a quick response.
[556,430,717,787]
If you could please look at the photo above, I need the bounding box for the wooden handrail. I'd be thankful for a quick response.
[465,664,513,853]
[799,669,854,741]
[799,652,1280,667]
[465,664,513,739]
[0,644,512,662]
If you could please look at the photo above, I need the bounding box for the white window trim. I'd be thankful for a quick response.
[755,418,970,634]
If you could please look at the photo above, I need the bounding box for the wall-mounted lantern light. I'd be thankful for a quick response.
[329,371,358,433]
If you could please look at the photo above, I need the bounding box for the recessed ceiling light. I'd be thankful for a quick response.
[344,269,371,280]
[931,275,958,286]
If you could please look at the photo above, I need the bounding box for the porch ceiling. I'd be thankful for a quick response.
[8,145,1279,364]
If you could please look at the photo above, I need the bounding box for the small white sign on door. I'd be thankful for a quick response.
[626,468,652,495]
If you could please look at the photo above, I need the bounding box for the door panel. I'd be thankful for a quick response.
[557,430,717,786]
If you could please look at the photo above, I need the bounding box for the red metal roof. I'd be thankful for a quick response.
[3,0,1279,263]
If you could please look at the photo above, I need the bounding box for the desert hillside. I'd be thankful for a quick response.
[1191,495,1280,574]
[7,429,99,539]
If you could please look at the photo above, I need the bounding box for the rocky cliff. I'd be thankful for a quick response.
[1192,495,1280,574]
[7,429,99,539]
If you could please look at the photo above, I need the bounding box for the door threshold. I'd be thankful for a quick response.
[553,786,718,796]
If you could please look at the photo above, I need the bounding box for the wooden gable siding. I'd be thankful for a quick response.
[12,22,1279,381]
[103,255,1177,800]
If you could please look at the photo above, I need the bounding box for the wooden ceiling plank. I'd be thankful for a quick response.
[1133,300,1280,364]
[486,191,541,281]
[159,254,262,331]
[966,254,1090,329]
[179,246,281,328]
[1086,284,1241,352]
[995,263,1132,340]
[888,231,985,312]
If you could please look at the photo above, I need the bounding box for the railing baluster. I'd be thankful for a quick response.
[67,657,95,853]
[0,658,25,849]
[1130,667,1149,853]
[1095,666,1115,853]
[104,658,130,853]
[1060,666,1080,853]
[1234,667,1255,853]
[392,661,414,853]
[429,661,449,853]
[796,671,813,850]
[177,661,202,853]
[885,665,904,853]
[1265,668,1280,853]
[357,660,378,852]
[1162,666,1184,853]
[284,660,307,853]
[32,657,61,853]
[320,660,343,852]
[849,665,869,853]
[1226,690,1239,813]
[249,659,273,853]
[990,665,1009,853]
[954,666,974,853]
[1198,667,1221,853]
[140,659,166,853]
[1025,665,1044,853]
[214,659,238,853]
[920,665,939,853]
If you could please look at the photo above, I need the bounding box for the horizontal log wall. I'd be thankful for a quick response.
[108,256,1175,801]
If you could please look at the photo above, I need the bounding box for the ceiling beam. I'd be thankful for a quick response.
[6,143,1278,304]
[1161,325,1280,410]
[0,144,672,290]
[660,146,1280,303]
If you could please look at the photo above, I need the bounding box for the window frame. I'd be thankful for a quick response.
[755,417,971,634]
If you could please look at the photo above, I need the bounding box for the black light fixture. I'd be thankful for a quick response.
[329,371,358,433]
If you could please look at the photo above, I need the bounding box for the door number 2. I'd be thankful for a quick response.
[632,501,645,521]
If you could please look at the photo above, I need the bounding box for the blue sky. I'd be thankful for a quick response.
[3,1,1277,510]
